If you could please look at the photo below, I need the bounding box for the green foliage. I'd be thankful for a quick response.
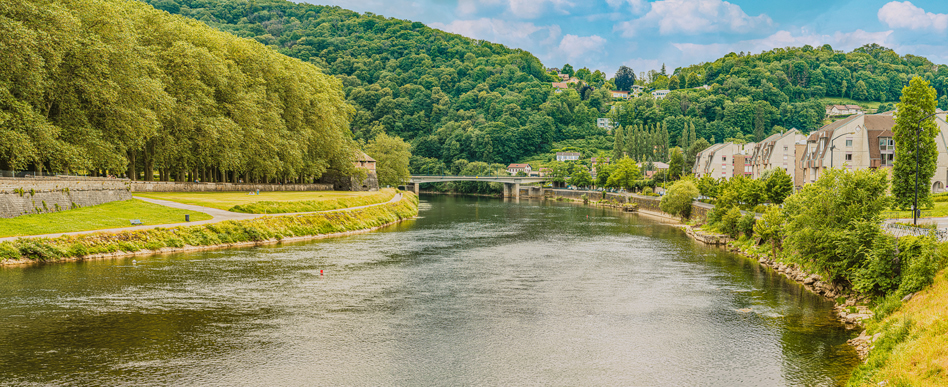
[737,213,756,238]
[366,133,411,186]
[660,179,699,219]
[753,206,784,257]
[764,168,794,204]
[667,147,683,180]
[720,207,744,238]
[229,189,397,214]
[892,77,939,210]
[1,0,356,181]
[848,317,914,385]
[782,168,891,283]
[605,157,641,190]
[696,174,719,199]
[852,233,902,296]
[569,167,594,188]
[741,178,767,208]
[897,235,944,297]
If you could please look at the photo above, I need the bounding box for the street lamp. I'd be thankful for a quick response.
[913,112,938,226]
[828,130,855,168]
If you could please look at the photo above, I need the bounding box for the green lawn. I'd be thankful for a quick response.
[883,202,948,220]
[0,199,212,237]
[821,97,882,111]
[135,189,396,212]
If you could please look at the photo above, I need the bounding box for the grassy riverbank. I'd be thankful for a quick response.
[0,192,418,263]
[848,269,948,387]
[135,189,395,213]
[0,199,212,238]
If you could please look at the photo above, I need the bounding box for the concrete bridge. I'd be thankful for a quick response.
[406,175,547,198]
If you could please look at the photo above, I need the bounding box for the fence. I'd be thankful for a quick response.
[883,223,948,242]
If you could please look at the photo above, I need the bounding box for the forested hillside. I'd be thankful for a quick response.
[140,0,948,172]
[0,0,354,182]
[141,0,614,174]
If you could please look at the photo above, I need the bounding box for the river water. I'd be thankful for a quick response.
[0,195,858,386]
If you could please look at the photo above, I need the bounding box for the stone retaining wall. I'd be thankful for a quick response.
[130,181,332,192]
[0,178,132,218]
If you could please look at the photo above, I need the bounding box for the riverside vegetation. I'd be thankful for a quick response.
[0,199,213,237]
[0,192,418,263]
[136,188,398,213]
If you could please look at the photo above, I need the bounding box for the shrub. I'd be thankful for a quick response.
[897,235,942,297]
[659,180,699,219]
[720,207,743,238]
[0,242,19,261]
[737,212,756,237]
[706,208,722,225]
[642,187,653,195]
[852,234,901,296]
[16,240,64,261]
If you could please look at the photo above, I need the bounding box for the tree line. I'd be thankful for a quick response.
[1,0,355,183]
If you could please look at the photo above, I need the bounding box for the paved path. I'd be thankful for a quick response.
[0,193,403,242]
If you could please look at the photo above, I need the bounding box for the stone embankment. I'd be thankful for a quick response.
[0,177,131,218]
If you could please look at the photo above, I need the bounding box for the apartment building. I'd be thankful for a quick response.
[799,112,948,193]
[746,129,807,181]
[693,142,755,179]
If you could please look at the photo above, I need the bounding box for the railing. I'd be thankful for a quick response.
[883,223,948,241]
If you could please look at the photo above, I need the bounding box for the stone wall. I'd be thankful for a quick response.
[130,181,333,192]
[547,188,711,221]
[0,177,132,218]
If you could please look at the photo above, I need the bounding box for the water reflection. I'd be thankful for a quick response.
[0,195,857,385]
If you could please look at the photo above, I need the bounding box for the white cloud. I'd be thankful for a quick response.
[614,0,772,37]
[456,0,573,19]
[621,58,663,74]
[429,18,562,48]
[557,34,608,61]
[671,29,895,63]
[605,0,648,14]
[878,1,948,32]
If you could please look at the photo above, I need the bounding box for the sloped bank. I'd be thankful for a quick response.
[0,193,419,265]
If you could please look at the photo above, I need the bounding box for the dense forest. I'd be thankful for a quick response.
[0,0,354,182]
[141,0,948,173]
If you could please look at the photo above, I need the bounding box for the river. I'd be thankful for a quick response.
[0,195,858,386]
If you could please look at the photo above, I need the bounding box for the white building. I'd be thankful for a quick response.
[651,89,670,100]
[507,163,532,175]
[596,118,615,130]
[556,152,581,162]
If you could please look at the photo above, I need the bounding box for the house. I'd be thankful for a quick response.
[552,82,568,89]
[693,142,755,180]
[826,104,863,116]
[697,84,711,91]
[651,89,670,100]
[591,157,611,165]
[558,73,570,81]
[639,161,670,179]
[321,151,379,191]
[596,118,615,130]
[566,77,582,84]
[556,152,581,162]
[610,90,630,99]
[631,85,645,94]
[538,167,552,177]
[746,129,807,184]
[507,163,532,175]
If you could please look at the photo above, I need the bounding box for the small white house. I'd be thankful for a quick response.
[651,89,670,100]
[596,118,614,130]
[507,163,532,175]
[555,152,581,162]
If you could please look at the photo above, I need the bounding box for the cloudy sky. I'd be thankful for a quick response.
[303,0,948,76]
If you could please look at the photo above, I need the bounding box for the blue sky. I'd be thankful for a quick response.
[304,0,948,77]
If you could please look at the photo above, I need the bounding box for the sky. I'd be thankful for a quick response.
[302,0,948,77]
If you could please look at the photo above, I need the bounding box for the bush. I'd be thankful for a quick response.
[642,187,653,195]
[0,242,20,261]
[737,212,756,237]
[852,234,901,296]
[659,180,699,219]
[706,208,722,225]
[16,240,64,261]
[897,235,943,297]
[720,207,743,238]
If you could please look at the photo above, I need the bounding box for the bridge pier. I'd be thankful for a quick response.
[413,182,419,195]
[503,182,520,199]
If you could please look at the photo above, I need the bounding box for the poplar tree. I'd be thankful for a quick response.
[612,126,625,160]
[892,77,939,210]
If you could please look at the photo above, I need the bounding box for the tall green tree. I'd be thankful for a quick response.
[667,147,683,180]
[366,133,412,186]
[569,167,593,188]
[892,76,939,210]
[765,168,793,204]
[612,126,625,160]
[614,66,636,91]
[606,157,641,190]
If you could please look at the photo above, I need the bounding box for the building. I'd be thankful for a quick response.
[631,85,645,94]
[798,112,948,190]
[826,104,863,116]
[552,82,568,89]
[697,84,711,91]
[746,129,807,182]
[693,142,755,180]
[596,118,615,130]
[507,163,532,175]
[639,161,670,179]
[557,73,570,81]
[610,90,629,99]
[538,167,552,177]
[566,77,582,85]
[320,151,379,191]
[651,89,670,100]
[556,152,581,162]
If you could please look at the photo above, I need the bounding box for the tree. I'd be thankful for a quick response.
[366,133,412,186]
[612,126,625,160]
[606,157,641,190]
[614,66,636,91]
[765,168,793,204]
[892,76,939,210]
[668,75,680,90]
[561,64,574,77]
[569,167,594,188]
[660,179,699,219]
[852,80,869,100]
[741,178,767,208]
[696,174,719,199]
[667,147,683,180]
[685,138,711,174]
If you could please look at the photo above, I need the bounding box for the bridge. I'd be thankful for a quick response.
[405,175,548,198]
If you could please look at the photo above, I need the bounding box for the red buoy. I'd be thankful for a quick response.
[320,270,324,275]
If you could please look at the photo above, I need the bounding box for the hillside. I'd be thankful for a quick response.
[141,0,948,171]
[0,0,354,182]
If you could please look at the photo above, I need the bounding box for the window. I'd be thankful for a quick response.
[845,139,853,147]
[722,156,726,161]
[882,153,894,166]
[880,137,894,152]
[845,154,852,161]
[783,146,788,152]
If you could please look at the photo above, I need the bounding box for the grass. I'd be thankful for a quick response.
[821,97,883,111]
[883,202,948,220]
[229,189,397,214]
[848,269,948,387]
[0,193,419,262]
[0,199,212,238]
[135,189,395,212]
